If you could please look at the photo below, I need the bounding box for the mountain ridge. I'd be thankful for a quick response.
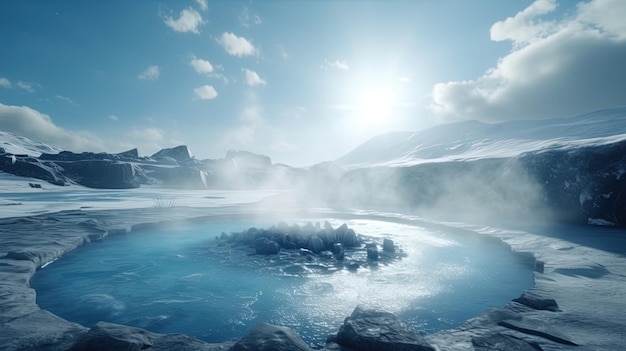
[337,107,626,168]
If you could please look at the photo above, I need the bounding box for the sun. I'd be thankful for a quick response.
[356,87,394,125]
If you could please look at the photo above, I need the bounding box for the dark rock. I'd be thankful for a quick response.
[151,145,193,163]
[69,321,228,351]
[498,318,578,345]
[0,156,67,186]
[28,183,42,188]
[335,306,436,351]
[472,332,544,351]
[383,238,395,252]
[229,323,312,351]
[367,247,379,260]
[332,243,344,254]
[69,322,152,351]
[308,235,325,253]
[332,243,346,260]
[60,160,141,188]
[255,238,281,255]
[513,290,559,311]
[343,229,359,247]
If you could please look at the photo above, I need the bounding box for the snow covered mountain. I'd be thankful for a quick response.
[337,107,626,168]
[0,131,62,157]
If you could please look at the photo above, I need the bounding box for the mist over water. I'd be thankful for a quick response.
[31,218,533,346]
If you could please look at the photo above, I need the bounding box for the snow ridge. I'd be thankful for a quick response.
[337,107,626,168]
[0,130,62,157]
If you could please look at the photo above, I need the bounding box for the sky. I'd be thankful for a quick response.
[0,0,625,167]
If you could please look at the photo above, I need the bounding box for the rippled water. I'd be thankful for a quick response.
[31,218,533,346]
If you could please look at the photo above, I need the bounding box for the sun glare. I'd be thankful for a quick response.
[356,87,394,125]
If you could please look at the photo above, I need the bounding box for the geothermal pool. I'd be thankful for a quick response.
[31,218,534,347]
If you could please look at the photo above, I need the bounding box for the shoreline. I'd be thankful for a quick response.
[1,205,624,350]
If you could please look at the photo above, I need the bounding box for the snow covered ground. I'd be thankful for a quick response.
[1,172,625,350]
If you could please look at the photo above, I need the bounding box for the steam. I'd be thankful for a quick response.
[319,158,550,223]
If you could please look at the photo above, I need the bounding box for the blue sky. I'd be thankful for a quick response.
[1,0,625,166]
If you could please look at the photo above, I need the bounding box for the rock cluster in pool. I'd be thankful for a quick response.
[215,221,406,273]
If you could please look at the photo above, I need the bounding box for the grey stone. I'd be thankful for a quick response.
[335,306,436,351]
[229,323,312,351]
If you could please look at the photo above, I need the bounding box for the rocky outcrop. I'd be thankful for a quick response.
[219,221,365,255]
[69,321,234,351]
[332,140,626,227]
[0,154,67,185]
[150,145,194,165]
[59,160,141,189]
[229,323,312,351]
[331,306,436,351]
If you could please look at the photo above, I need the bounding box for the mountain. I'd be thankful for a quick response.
[0,133,304,190]
[337,107,626,168]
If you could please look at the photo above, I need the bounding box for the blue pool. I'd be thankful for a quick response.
[31,218,534,347]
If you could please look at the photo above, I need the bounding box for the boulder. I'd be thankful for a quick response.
[513,290,559,311]
[255,238,281,255]
[332,242,346,260]
[383,238,395,252]
[472,333,544,351]
[229,323,312,351]
[367,247,379,261]
[307,235,325,253]
[335,306,436,351]
[69,321,230,351]
[343,229,359,247]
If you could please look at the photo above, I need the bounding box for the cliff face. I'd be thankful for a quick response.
[333,140,626,226]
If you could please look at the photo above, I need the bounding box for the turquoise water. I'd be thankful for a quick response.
[31,218,534,347]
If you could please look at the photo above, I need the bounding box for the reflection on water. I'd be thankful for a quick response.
[31,219,533,346]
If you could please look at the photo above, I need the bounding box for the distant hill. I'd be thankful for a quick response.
[337,107,626,168]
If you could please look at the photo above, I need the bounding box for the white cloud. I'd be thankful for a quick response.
[106,114,119,121]
[490,0,557,45]
[217,32,257,57]
[194,85,218,100]
[0,77,11,88]
[243,68,266,87]
[195,0,208,12]
[239,7,262,28]
[0,78,39,92]
[138,65,160,80]
[55,95,78,106]
[16,81,36,93]
[189,56,213,76]
[577,0,626,40]
[398,77,411,83]
[431,0,626,122]
[323,59,349,70]
[163,7,204,34]
[0,103,106,152]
